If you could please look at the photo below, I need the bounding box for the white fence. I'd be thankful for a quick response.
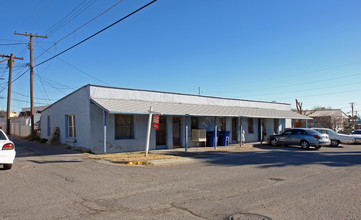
[0,118,31,137]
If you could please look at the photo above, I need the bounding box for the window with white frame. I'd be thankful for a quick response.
[115,114,134,139]
[67,115,76,138]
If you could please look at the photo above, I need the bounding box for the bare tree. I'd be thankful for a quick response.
[294,99,306,128]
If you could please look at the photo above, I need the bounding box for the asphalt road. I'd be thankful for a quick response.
[1,139,361,220]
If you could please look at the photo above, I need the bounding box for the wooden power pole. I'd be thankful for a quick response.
[14,32,47,138]
[0,54,24,135]
[350,102,355,129]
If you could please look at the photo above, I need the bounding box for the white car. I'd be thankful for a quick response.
[312,128,356,147]
[350,130,361,144]
[0,129,16,170]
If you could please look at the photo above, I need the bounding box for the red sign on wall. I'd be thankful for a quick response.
[152,114,160,130]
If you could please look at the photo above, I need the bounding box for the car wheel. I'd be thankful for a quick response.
[3,164,12,170]
[330,140,340,147]
[270,138,278,146]
[300,140,310,149]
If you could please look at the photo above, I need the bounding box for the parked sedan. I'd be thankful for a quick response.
[312,128,356,147]
[351,129,361,135]
[0,129,16,170]
[350,130,361,143]
[268,128,330,149]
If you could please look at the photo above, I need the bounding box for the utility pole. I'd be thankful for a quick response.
[15,32,48,138]
[350,102,355,129]
[0,54,24,135]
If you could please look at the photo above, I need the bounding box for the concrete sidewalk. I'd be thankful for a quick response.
[12,137,265,166]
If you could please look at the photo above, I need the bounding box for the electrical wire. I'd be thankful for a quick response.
[36,0,125,60]
[34,75,51,104]
[35,44,108,85]
[12,90,57,101]
[34,0,158,67]
[0,43,27,46]
[42,0,97,37]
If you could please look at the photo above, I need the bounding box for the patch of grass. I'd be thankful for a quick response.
[21,135,48,143]
[87,152,180,162]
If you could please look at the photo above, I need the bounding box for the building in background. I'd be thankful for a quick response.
[0,106,47,137]
[305,109,349,132]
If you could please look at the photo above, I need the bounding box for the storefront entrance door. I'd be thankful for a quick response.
[173,117,181,148]
[156,116,166,149]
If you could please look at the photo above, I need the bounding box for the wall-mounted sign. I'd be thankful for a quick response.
[152,114,160,130]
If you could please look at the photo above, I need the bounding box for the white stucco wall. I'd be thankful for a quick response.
[40,86,92,149]
[40,85,294,153]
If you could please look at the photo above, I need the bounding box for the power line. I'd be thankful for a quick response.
[0,43,27,46]
[42,0,97,37]
[12,90,57,101]
[278,88,361,100]
[10,97,49,105]
[241,80,361,98]
[0,68,30,94]
[34,0,158,67]
[36,0,126,60]
[35,44,108,85]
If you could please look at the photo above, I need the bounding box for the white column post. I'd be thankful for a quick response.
[185,115,189,152]
[260,118,263,144]
[214,117,218,149]
[103,111,107,153]
[240,117,243,146]
[145,107,153,157]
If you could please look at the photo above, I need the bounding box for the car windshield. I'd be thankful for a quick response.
[327,130,337,135]
[282,130,292,135]
[353,130,361,134]
[307,129,320,135]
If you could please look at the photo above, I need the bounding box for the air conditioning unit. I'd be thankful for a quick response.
[191,129,206,142]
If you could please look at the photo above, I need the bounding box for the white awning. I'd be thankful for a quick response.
[91,98,311,119]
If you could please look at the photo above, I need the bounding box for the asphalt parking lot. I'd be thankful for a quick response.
[1,139,361,219]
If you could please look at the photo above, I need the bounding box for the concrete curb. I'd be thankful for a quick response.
[147,157,195,166]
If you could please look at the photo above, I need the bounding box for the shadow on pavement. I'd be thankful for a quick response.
[159,144,361,168]
[13,138,82,158]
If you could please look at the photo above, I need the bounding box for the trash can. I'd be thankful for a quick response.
[219,131,230,146]
[206,131,220,147]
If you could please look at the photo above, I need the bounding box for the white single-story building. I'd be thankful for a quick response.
[40,84,309,154]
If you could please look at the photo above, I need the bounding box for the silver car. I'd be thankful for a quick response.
[312,128,356,147]
[268,128,330,149]
[350,130,361,144]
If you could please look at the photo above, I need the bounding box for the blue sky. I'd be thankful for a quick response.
[1,0,361,115]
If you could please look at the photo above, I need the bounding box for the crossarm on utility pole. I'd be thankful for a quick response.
[14,32,47,138]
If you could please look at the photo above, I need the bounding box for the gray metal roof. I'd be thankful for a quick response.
[91,98,311,119]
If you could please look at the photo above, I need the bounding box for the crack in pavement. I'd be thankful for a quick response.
[170,202,208,219]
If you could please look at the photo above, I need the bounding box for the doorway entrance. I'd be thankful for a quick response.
[173,117,181,148]
[156,116,166,149]
[232,117,237,144]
